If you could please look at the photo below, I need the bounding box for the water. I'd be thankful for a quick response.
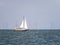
[0,29,60,45]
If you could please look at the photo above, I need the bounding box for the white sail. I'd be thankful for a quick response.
[24,18,28,29]
[20,20,24,28]
[20,18,28,29]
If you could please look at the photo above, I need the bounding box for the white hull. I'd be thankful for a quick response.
[16,27,28,30]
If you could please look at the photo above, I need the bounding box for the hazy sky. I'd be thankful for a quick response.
[0,0,60,29]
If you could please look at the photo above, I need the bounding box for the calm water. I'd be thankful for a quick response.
[0,29,60,45]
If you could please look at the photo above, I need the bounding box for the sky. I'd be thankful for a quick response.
[0,0,60,29]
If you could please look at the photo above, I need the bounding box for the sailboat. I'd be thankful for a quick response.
[16,17,28,30]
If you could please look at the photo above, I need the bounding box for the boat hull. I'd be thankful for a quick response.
[15,27,28,31]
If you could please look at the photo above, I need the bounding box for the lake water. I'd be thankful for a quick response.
[0,29,60,45]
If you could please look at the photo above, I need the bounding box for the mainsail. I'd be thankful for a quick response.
[20,17,28,29]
